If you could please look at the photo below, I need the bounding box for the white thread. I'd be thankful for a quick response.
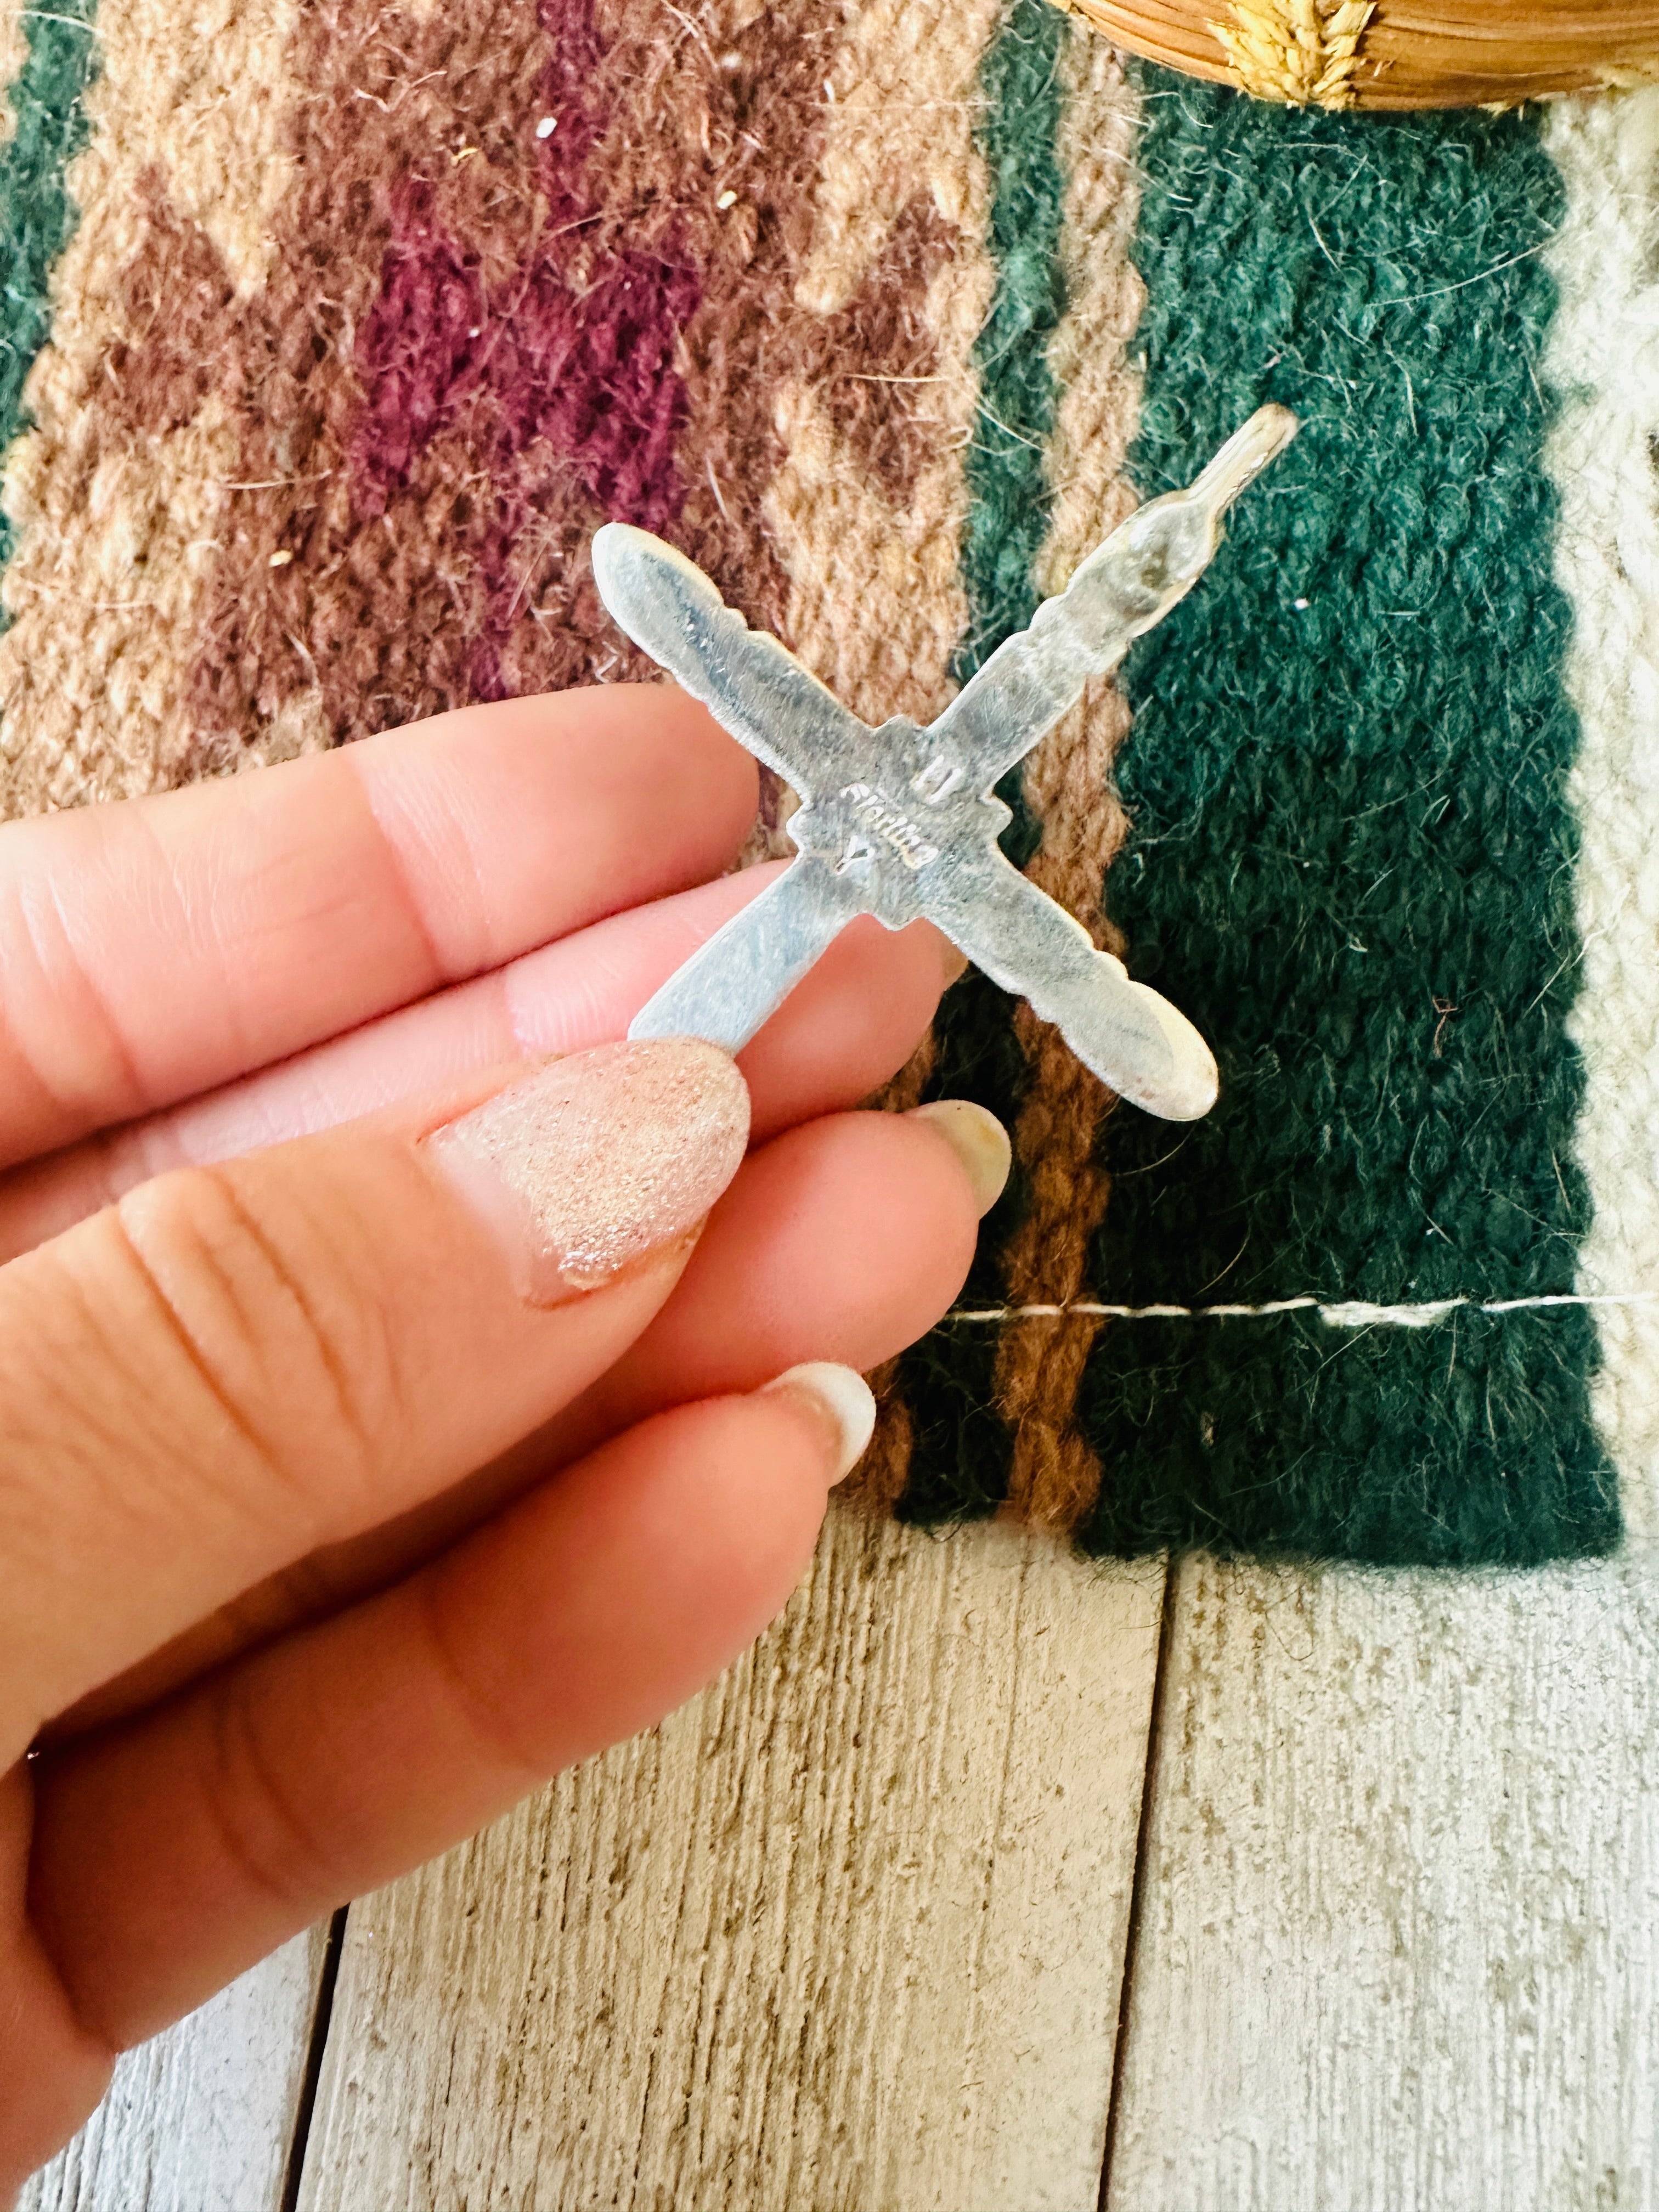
[945,1291,1659,1328]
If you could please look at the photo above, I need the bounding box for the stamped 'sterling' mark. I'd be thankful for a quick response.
[838,783,941,872]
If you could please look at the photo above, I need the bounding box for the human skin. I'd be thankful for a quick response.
[0,685,998,2188]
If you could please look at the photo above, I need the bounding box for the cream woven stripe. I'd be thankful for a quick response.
[1545,87,1659,1544]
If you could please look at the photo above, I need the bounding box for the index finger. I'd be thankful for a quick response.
[0,1042,752,1747]
[0,686,756,1170]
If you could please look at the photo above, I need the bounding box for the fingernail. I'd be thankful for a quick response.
[940,939,970,986]
[759,1362,878,1484]
[428,1039,749,1306]
[906,1098,1012,1218]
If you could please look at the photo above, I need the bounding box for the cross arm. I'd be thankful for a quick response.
[591,525,872,797]
[924,405,1297,791]
[627,855,867,1054]
[928,847,1218,1122]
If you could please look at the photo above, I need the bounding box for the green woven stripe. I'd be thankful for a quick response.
[0,0,98,573]
[1076,75,1616,1565]
[895,0,1065,1525]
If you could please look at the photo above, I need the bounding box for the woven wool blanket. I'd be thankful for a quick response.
[2,0,1656,1569]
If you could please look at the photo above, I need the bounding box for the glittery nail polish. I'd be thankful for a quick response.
[428,1039,750,1306]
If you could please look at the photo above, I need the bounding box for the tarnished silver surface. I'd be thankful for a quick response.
[592,404,1296,1122]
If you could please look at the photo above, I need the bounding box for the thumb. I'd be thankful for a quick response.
[0,1040,749,1746]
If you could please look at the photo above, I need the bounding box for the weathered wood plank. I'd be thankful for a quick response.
[1104,1552,1659,2211]
[21,1926,329,2212]
[296,1511,1164,2212]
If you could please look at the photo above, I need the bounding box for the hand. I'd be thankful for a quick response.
[0,686,1005,2187]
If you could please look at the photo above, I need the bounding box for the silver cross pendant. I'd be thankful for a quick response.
[592,404,1296,1123]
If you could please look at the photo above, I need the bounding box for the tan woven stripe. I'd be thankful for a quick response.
[761,0,1001,1513]
[0,0,316,819]
[995,25,1144,1536]
[764,0,996,731]
[0,0,27,148]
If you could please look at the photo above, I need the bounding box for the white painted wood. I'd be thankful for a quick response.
[20,1925,329,2212]
[297,1510,1164,2212]
[1105,1553,1659,2212]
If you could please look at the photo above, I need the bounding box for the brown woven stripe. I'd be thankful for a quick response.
[610,0,831,860]
[994,29,1145,1536]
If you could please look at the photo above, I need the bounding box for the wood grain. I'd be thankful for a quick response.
[20,1927,329,2212]
[295,1511,1165,2212]
[1104,1551,1659,2211]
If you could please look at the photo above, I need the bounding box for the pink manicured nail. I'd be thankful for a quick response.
[906,1099,1012,1218]
[427,1039,750,1306]
[760,1362,878,1484]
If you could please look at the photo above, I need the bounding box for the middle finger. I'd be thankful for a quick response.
[52,1093,980,1739]
[0,870,958,1262]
